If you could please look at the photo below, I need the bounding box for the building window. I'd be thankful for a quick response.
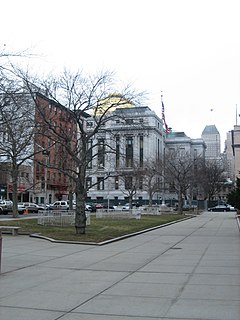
[125,176,132,189]
[115,176,119,190]
[139,135,143,167]
[126,119,133,125]
[36,163,40,173]
[98,139,105,168]
[41,176,45,189]
[87,140,93,169]
[139,176,143,190]
[194,149,198,160]
[116,135,120,168]
[86,177,92,189]
[97,177,104,190]
[126,136,133,167]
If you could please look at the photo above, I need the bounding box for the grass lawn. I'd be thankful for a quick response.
[0,214,191,243]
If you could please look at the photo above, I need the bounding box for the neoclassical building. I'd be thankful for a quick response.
[165,131,206,157]
[86,105,165,205]
[86,105,206,205]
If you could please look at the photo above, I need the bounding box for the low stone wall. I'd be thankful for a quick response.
[96,209,141,219]
[141,205,173,215]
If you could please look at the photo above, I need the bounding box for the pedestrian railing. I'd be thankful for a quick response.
[38,210,75,226]
[38,210,91,226]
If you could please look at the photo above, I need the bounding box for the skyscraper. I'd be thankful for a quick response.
[201,125,221,159]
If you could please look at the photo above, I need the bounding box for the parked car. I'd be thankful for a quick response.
[36,204,49,210]
[17,202,43,214]
[95,203,104,209]
[85,204,97,212]
[207,204,230,212]
[182,204,191,211]
[227,205,237,211]
[122,203,139,210]
[103,204,117,210]
[122,203,130,210]
[0,200,13,215]
[49,201,70,210]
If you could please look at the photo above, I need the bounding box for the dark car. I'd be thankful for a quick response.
[208,204,230,212]
[85,204,96,212]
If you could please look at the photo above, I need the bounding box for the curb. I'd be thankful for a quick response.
[236,214,240,232]
[29,216,193,246]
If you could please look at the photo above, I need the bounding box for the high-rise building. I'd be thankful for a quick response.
[201,125,221,159]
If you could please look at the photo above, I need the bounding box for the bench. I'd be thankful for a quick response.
[0,226,20,236]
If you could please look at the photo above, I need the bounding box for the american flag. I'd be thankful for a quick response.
[162,100,170,134]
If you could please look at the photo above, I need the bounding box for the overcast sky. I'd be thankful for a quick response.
[2,0,240,151]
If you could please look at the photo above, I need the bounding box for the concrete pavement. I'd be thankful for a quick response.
[0,211,240,320]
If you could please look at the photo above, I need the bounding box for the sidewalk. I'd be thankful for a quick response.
[0,211,240,320]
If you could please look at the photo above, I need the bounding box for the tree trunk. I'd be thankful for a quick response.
[178,189,184,214]
[12,163,19,218]
[149,190,153,207]
[68,179,74,210]
[74,189,86,234]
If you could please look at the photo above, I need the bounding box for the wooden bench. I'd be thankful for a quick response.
[0,226,20,236]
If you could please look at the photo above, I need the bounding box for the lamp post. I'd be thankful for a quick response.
[36,143,50,209]
[106,171,110,212]
[42,150,50,208]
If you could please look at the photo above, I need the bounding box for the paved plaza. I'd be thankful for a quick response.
[0,211,240,320]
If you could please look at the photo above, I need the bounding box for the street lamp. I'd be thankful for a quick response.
[36,143,49,208]
[106,171,110,212]
[42,150,50,208]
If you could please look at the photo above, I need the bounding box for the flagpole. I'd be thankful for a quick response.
[161,93,165,205]
[236,104,238,125]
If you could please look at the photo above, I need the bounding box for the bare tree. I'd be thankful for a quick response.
[195,158,226,201]
[116,163,144,208]
[164,149,196,213]
[0,79,36,217]
[141,158,163,207]
[23,69,143,234]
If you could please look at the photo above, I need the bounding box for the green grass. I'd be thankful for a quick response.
[0,214,189,243]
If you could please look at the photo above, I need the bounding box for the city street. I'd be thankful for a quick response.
[0,211,240,320]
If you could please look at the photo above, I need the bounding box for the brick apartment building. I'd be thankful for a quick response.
[33,93,77,205]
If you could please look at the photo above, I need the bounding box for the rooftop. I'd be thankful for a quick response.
[202,125,219,135]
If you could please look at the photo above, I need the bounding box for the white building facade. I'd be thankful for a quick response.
[86,105,206,206]
[86,106,165,205]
